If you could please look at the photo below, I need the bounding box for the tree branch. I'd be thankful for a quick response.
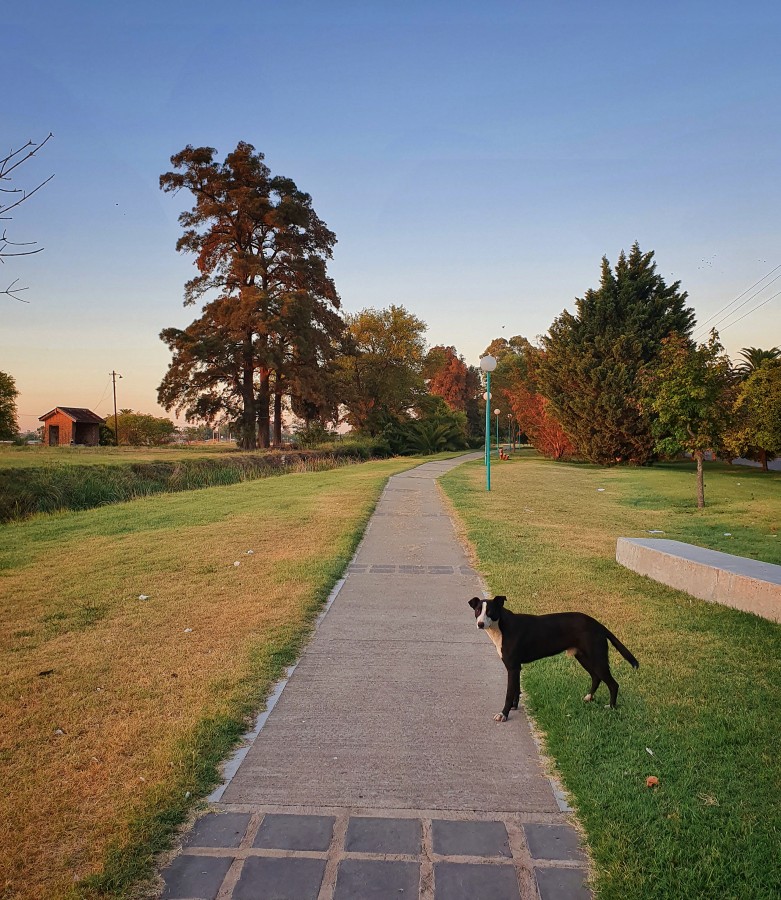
[1,134,53,302]
[0,279,30,303]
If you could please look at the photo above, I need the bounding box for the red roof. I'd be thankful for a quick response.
[39,407,106,424]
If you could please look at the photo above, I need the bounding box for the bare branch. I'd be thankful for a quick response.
[1,134,53,302]
[0,230,45,257]
[0,279,30,303]
[0,174,55,219]
[0,133,53,180]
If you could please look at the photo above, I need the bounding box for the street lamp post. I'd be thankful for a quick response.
[494,409,500,457]
[479,355,497,491]
[507,413,512,448]
[482,391,492,466]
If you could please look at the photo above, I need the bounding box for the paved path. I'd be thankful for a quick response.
[159,456,591,900]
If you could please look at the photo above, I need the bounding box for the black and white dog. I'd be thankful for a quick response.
[469,596,639,721]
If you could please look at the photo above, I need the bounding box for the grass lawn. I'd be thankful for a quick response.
[441,453,781,900]
[0,444,240,469]
[0,456,421,900]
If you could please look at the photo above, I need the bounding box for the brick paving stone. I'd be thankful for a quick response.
[344,816,422,854]
[252,813,334,851]
[233,856,327,900]
[185,812,252,848]
[160,854,233,899]
[333,859,420,900]
[431,819,511,858]
[535,866,591,900]
[523,824,586,861]
[433,862,519,900]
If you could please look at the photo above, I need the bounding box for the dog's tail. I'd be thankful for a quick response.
[605,629,639,669]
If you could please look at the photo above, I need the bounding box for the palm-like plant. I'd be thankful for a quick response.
[736,347,781,374]
[405,419,465,454]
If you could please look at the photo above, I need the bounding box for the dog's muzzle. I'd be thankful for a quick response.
[477,621,485,629]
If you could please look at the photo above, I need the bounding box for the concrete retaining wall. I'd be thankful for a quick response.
[616,537,781,623]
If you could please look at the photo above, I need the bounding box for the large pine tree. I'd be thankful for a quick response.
[539,243,695,464]
[158,142,342,448]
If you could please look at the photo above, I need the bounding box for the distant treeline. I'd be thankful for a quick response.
[0,443,388,524]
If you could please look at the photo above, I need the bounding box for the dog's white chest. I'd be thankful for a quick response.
[485,627,503,658]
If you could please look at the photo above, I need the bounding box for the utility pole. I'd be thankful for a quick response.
[111,371,122,446]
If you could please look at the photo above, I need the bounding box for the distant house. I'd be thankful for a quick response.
[39,407,105,446]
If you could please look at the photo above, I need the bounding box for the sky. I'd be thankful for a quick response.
[5,0,781,432]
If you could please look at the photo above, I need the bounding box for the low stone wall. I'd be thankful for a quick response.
[616,537,781,623]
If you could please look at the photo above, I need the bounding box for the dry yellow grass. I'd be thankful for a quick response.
[0,458,418,899]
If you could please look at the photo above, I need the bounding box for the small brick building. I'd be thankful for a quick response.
[39,407,105,447]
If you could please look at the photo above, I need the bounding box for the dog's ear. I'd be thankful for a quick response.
[493,595,507,606]
[468,597,482,610]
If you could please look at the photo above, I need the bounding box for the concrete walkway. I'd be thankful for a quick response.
[159,456,591,900]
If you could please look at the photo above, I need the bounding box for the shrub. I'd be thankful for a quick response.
[0,449,381,523]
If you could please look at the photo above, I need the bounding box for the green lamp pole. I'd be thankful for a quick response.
[494,408,500,457]
[480,355,497,491]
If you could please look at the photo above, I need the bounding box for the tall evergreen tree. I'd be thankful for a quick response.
[158,142,342,448]
[539,243,695,464]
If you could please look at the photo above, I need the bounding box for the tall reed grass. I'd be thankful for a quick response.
[0,448,374,523]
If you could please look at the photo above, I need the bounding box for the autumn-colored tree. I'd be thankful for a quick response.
[426,347,462,409]
[159,296,246,433]
[725,361,781,471]
[336,305,427,434]
[423,345,482,422]
[643,332,734,507]
[478,335,571,456]
[507,383,574,460]
[158,142,342,449]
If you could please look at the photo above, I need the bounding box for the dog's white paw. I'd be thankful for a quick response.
[583,693,593,703]
[494,713,508,723]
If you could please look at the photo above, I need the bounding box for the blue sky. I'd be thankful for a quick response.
[6,0,781,429]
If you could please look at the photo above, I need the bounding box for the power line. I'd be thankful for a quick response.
[694,262,781,337]
[716,288,781,335]
[694,270,781,338]
[93,375,112,412]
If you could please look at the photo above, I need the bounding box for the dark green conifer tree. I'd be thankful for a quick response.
[538,243,695,464]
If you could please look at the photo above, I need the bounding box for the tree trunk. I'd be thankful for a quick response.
[695,450,705,508]
[240,334,256,450]
[257,371,271,448]
[273,375,283,447]
[760,448,769,472]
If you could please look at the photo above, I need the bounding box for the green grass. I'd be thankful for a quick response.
[441,453,781,900]
[1,456,425,900]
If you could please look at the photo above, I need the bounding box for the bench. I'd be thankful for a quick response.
[616,537,781,623]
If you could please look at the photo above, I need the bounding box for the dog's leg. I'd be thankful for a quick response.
[575,652,600,703]
[589,641,620,708]
[495,667,520,722]
[511,667,521,710]
[604,671,619,708]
